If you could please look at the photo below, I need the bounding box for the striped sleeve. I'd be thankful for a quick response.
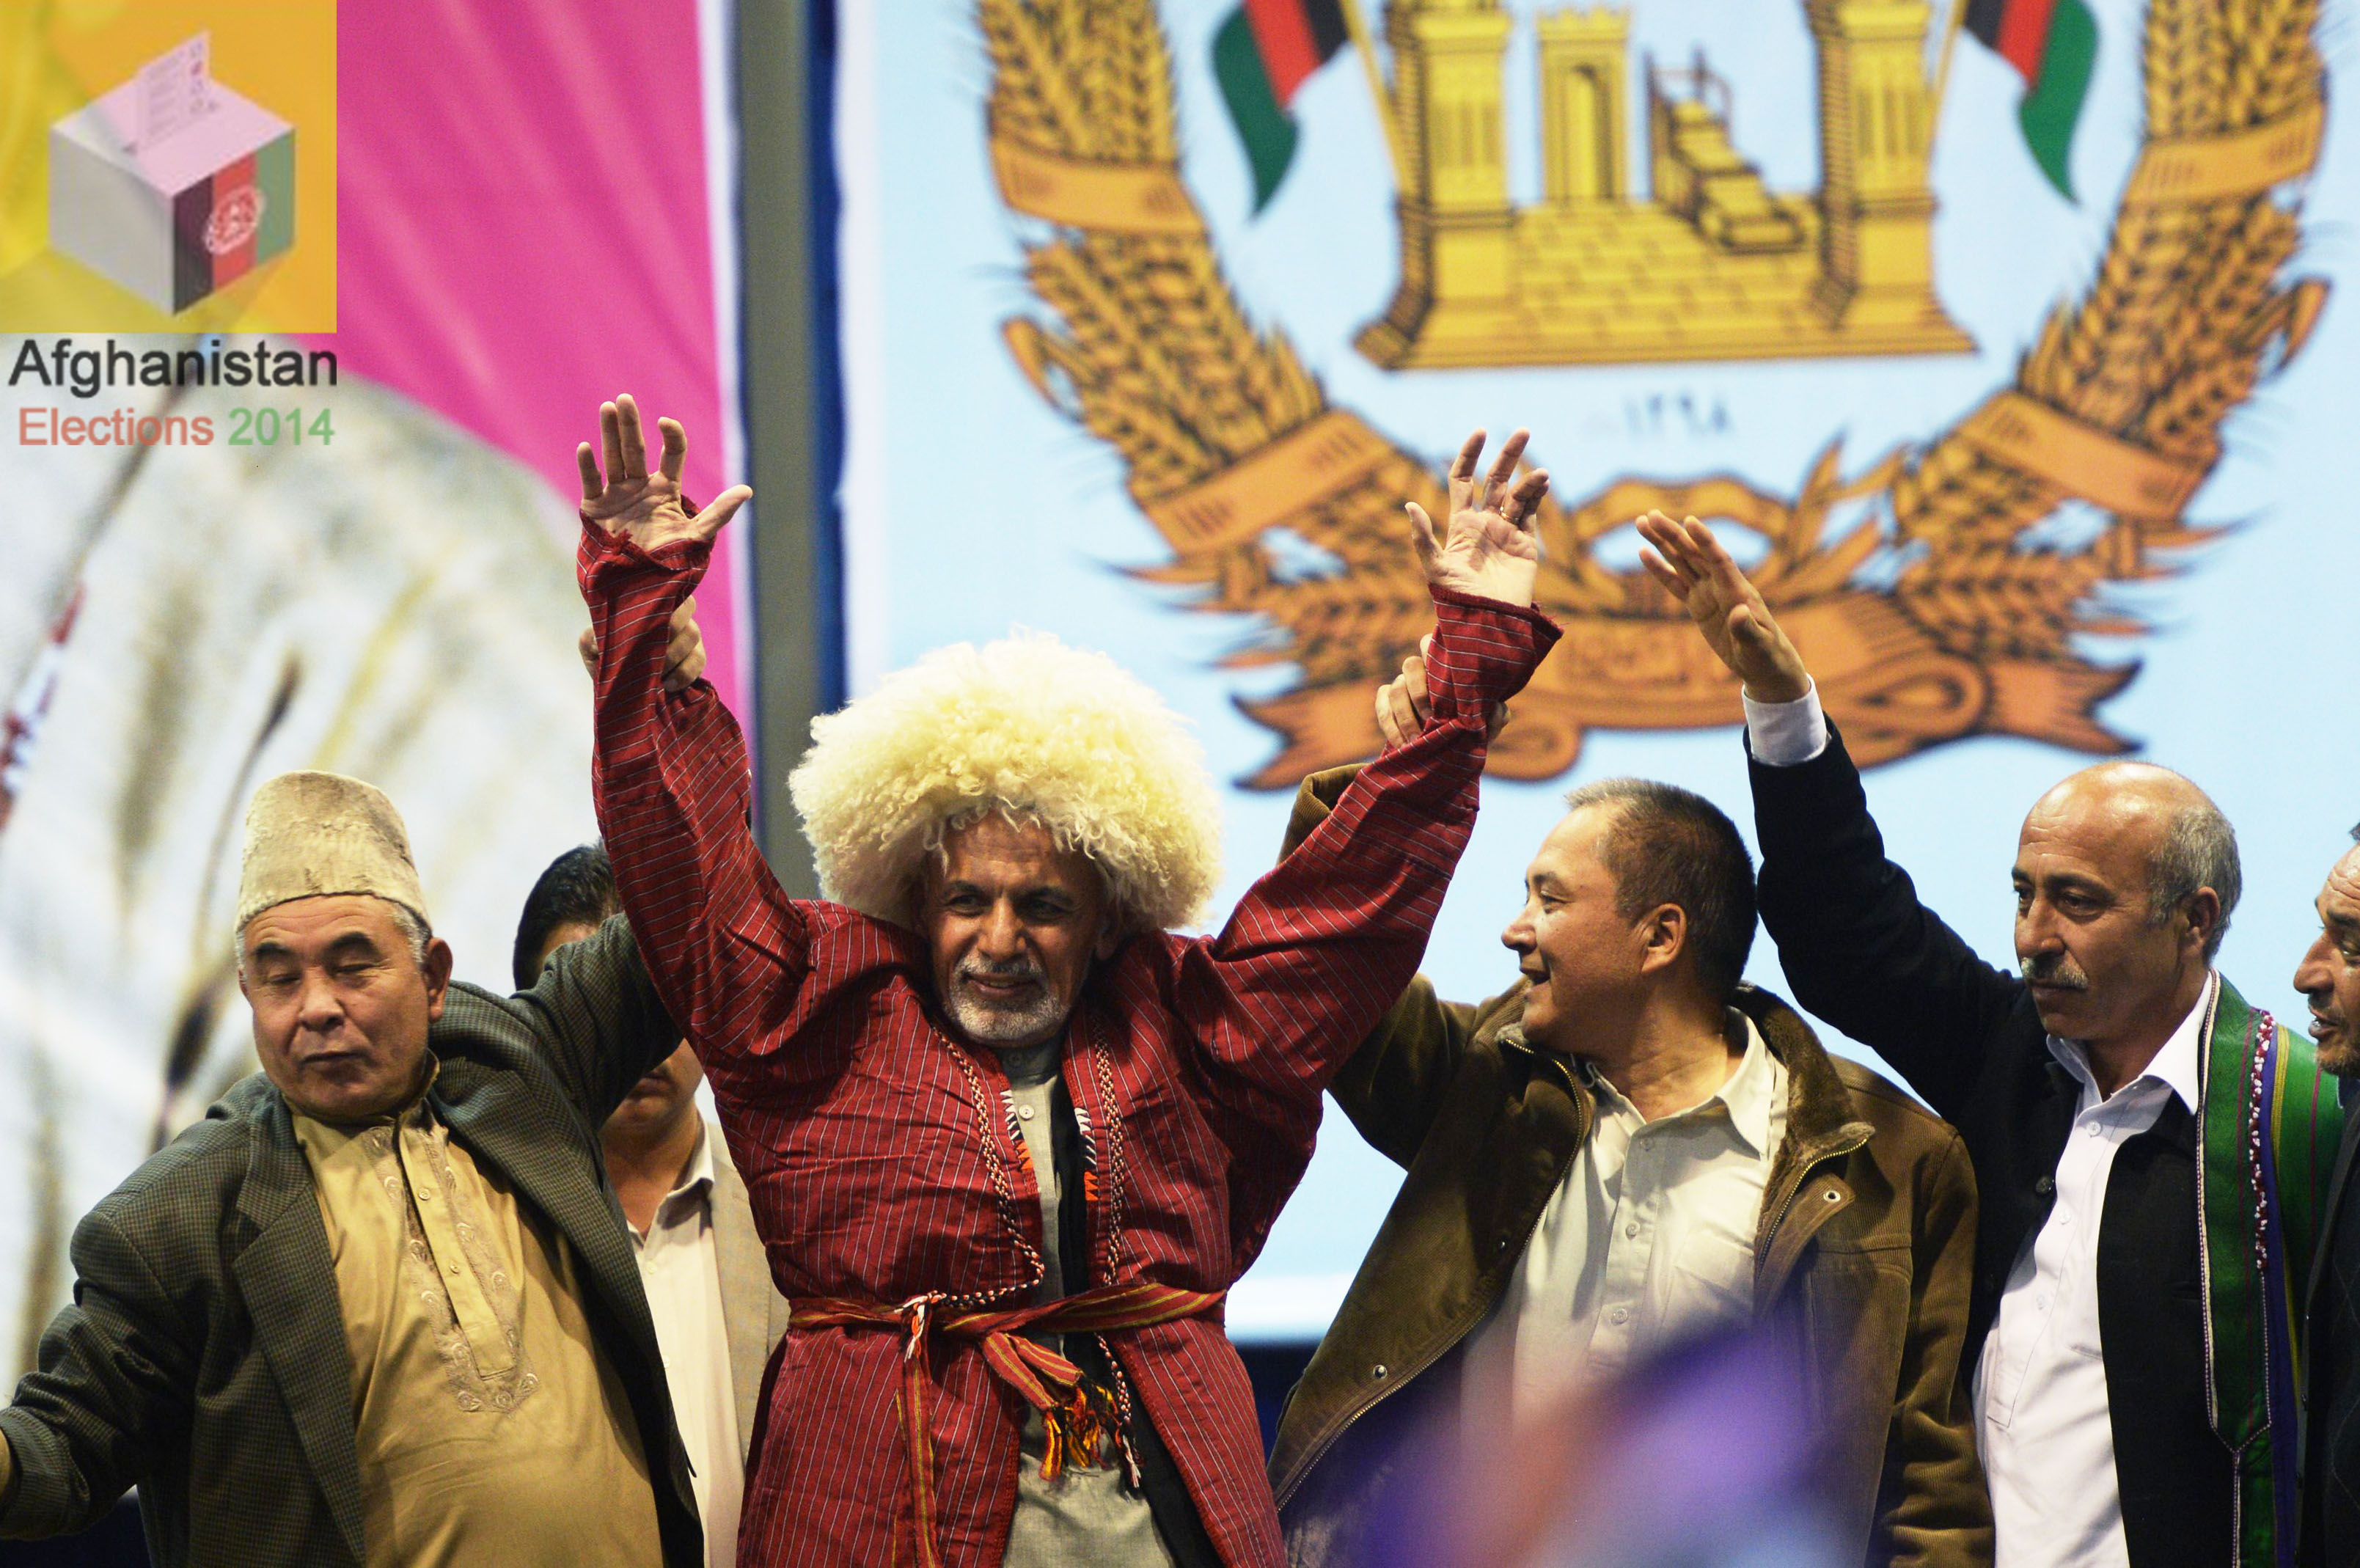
[1170,588,1558,1216]
[579,521,811,1071]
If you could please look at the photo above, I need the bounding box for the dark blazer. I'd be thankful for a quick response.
[0,915,703,1568]
[1750,724,2229,1566]
[2301,1102,2360,1564]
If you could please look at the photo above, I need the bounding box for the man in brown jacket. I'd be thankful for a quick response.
[1268,667,1990,1567]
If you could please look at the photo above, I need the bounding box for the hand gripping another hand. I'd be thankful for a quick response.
[579,596,707,694]
[574,394,746,694]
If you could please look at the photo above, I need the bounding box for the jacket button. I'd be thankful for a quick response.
[2034,1176,2056,1195]
[1822,1190,1840,1203]
[1497,1239,1510,1253]
[1371,1364,1389,1381]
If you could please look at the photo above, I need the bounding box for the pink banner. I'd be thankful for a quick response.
[319,0,744,711]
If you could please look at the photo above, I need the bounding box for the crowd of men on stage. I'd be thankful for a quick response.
[1,396,2358,1567]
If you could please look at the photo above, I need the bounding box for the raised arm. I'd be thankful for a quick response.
[480,913,680,1125]
[1170,431,1558,1187]
[1278,763,1517,1166]
[574,395,813,1097]
[1638,512,2022,1115]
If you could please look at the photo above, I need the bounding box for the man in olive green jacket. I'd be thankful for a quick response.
[1267,759,1989,1568]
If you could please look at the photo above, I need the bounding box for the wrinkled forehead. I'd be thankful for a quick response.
[2323,846,2360,910]
[931,810,1102,898]
[241,892,411,956]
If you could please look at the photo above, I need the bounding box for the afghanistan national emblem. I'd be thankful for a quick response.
[985,0,2326,786]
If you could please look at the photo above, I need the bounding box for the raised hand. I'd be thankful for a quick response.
[1407,428,1548,609]
[1635,510,1811,703]
[576,393,752,554]
[581,596,707,693]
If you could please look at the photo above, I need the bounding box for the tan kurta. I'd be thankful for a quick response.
[293,1076,663,1567]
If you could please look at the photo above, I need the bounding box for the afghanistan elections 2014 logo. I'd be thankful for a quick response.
[982,0,2326,787]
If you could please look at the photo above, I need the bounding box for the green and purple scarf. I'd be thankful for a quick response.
[2199,978,2345,1567]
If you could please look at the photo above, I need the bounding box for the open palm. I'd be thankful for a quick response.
[1635,510,1811,703]
[576,393,752,553]
[1407,428,1547,609]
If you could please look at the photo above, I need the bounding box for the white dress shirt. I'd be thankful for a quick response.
[1745,682,2214,1567]
[1971,982,2210,1567]
[629,1119,744,1568]
[1464,1014,1787,1430]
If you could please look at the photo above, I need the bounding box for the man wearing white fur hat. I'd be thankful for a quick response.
[0,770,706,1567]
[576,395,1561,1568]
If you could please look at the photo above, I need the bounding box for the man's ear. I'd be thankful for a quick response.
[2181,887,2223,958]
[422,938,456,1022]
[1635,904,1688,976]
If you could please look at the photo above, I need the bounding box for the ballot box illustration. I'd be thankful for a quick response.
[48,36,295,315]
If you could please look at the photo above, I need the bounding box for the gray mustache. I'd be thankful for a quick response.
[958,958,1047,986]
[2023,956,2090,991]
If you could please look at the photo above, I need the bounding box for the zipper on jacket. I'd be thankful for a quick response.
[1753,1126,1872,1290]
[1273,1057,1591,1509]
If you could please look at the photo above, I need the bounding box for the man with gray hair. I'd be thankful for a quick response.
[1642,511,2342,1568]
[0,770,708,1567]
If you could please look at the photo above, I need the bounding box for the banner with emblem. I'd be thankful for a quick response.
[836,0,2360,1338]
[0,1,748,1377]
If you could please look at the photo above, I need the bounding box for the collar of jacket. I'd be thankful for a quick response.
[1498,987,1877,1305]
[1271,983,1872,1508]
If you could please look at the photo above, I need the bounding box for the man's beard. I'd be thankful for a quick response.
[945,956,1071,1047]
[2315,1015,2360,1077]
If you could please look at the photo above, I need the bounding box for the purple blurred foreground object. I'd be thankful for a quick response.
[1361,1314,1847,1568]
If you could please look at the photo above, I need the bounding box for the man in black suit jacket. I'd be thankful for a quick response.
[1640,513,2337,1568]
[0,772,705,1568]
[2296,833,2360,1564]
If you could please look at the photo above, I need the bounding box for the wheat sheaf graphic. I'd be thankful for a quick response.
[986,0,2328,787]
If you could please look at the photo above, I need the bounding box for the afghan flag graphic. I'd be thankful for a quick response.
[1965,0,2097,199]
[1213,0,1349,212]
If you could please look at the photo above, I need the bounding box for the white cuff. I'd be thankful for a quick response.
[1742,681,1827,766]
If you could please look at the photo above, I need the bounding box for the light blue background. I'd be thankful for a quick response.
[836,0,2360,1336]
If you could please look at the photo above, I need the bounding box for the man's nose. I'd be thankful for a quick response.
[295,970,345,1030]
[2295,934,2334,998]
[1501,908,1534,953]
[976,903,1026,959]
[2017,900,2064,954]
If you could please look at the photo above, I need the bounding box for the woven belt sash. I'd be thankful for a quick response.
[790,1281,1223,1567]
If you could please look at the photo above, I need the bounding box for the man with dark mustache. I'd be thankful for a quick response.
[2294,831,2360,1564]
[1641,512,2341,1568]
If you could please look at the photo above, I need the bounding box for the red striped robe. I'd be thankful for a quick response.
[580,522,1558,1567]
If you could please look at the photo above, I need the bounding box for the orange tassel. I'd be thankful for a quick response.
[1037,1384,1113,1483]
